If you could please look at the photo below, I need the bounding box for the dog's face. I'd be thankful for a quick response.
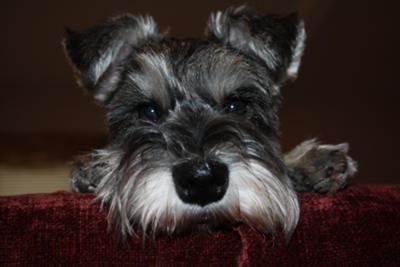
[64,6,305,238]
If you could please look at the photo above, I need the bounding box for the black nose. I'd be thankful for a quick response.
[172,159,229,206]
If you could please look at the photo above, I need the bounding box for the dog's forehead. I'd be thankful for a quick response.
[127,39,268,104]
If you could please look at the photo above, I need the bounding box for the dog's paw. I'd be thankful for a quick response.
[70,149,119,193]
[70,154,97,193]
[285,139,358,194]
[71,152,111,193]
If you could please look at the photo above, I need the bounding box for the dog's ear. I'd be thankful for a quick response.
[63,15,161,102]
[207,6,305,87]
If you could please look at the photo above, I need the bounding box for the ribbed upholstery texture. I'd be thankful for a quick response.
[1,184,400,266]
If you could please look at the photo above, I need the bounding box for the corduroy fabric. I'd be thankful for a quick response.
[1,184,400,266]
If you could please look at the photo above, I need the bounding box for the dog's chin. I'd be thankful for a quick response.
[147,207,237,235]
[96,158,300,240]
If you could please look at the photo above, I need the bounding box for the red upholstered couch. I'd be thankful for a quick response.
[1,184,400,266]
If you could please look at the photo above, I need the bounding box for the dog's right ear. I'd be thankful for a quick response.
[63,15,161,102]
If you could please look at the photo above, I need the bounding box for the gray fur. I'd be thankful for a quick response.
[285,139,357,193]
[65,6,356,240]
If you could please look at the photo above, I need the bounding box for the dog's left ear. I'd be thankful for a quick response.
[207,6,306,87]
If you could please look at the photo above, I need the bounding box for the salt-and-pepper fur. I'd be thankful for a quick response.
[64,6,357,240]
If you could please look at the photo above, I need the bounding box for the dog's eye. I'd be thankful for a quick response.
[139,104,161,122]
[325,166,334,177]
[225,99,246,114]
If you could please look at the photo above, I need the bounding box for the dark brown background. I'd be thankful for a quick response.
[1,0,399,184]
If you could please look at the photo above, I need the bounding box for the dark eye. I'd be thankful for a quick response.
[225,99,246,114]
[325,166,334,177]
[139,104,161,122]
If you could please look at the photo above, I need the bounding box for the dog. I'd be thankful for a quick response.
[64,6,357,239]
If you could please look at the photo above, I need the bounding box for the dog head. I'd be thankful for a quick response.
[64,6,305,239]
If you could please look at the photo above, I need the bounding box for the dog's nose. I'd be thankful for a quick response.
[172,160,229,206]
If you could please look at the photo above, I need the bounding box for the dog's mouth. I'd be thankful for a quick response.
[194,214,211,225]
[179,209,236,233]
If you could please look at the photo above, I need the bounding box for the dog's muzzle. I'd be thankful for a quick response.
[172,159,229,206]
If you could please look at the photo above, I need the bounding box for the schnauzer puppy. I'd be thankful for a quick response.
[64,6,357,239]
